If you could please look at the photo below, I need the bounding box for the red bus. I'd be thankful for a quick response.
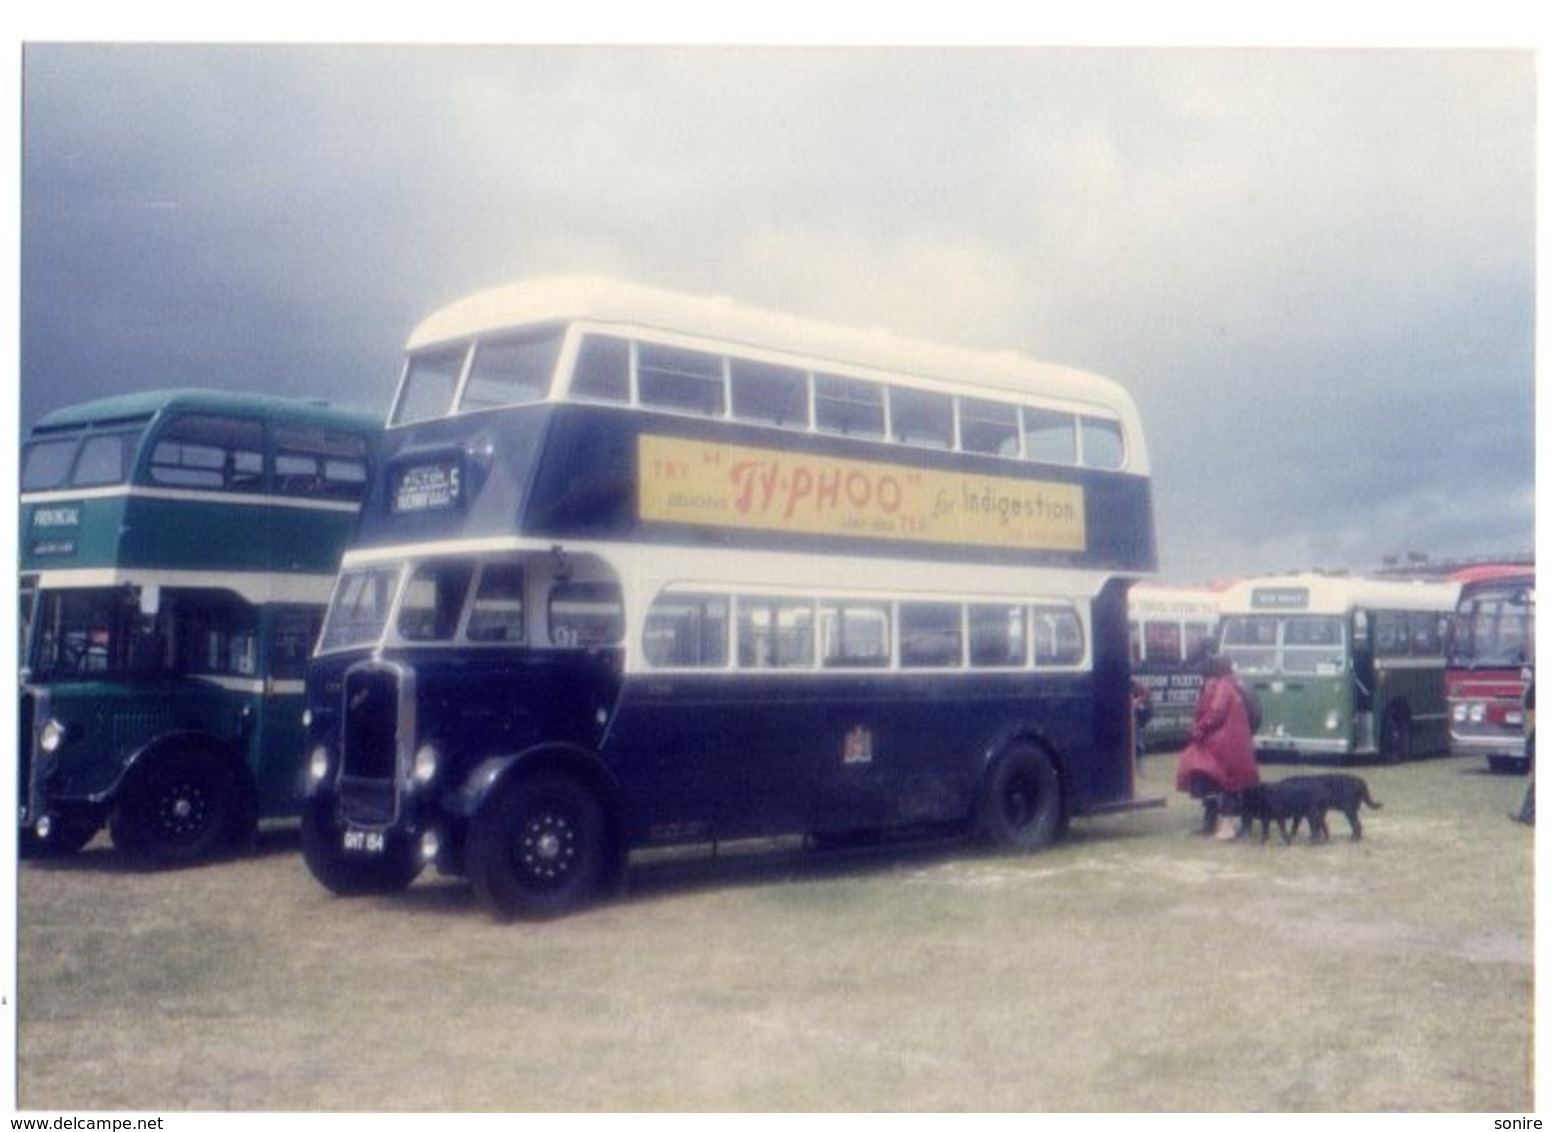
[1445,564,1535,772]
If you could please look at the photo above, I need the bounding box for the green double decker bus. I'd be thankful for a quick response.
[1217,573,1460,761]
[18,388,378,863]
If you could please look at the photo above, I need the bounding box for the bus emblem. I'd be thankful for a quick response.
[843,725,874,765]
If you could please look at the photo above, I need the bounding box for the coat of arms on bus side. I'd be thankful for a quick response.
[843,725,874,765]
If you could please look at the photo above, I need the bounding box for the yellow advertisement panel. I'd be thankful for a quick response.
[639,434,1086,553]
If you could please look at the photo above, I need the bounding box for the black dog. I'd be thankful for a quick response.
[1277,773,1382,842]
[1232,780,1325,844]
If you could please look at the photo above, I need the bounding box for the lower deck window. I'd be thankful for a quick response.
[738,598,814,668]
[899,603,963,668]
[969,604,1027,667]
[645,587,1087,673]
[644,592,729,667]
[550,583,625,647]
[821,601,890,668]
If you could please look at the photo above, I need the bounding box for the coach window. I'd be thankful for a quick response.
[900,602,963,668]
[275,426,370,501]
[969,604,1027,668]
[1079,416,1126,470]
[550,583,625,647]
[1373,612,1413,657]
[1022,408,1077,466]
[1285,617,1346,673]
[1144,621,1183,666]
[960,397,1020,457]
[398,560,475,643]
[150,415,264,493]
[644,591,729,668]
[730,359,809,429]
[394,345,468,425]
[459,329,564,413]
[570,334,631,403]
[72,431,140,487]
[1032,605,1085,667]
[269,607,324,681]
[21,438,78,490]
[738,597,814,669]
[814,374,885,440]
[638,344,725,417]
[820,600,890,668]
[1184,621,1216,662]
[890,387,953,449]
[465,563,526,644]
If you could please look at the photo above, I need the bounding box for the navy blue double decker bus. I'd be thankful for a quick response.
[301,276,1158,918]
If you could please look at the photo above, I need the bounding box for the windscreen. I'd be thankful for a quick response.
[319,566,404,653]
[1448,587,1534,667]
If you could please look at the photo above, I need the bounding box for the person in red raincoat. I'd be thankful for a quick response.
[1175,642,1259,838]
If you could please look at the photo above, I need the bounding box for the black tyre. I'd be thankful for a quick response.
[300,798,423,896]
[19,808,101,860]
[975,743,1063,852]
[467,770,609,920]
[109,748,242,866]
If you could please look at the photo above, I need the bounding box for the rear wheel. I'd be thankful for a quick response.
[467,770,609,920]
[109,748,244,866]
[300,798,423,896]
[975,743,1063,852]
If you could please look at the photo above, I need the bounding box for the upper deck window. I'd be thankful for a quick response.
[1023,408,1078,466]
[570,335,630,402]
[458,329,563,414]
[638,344,725,417]
[960,398,1020,457]
[730,359,809,429]
[814,374,885,439]
[149,415,264,492]
[394,345,468,426]
[1079,416,1126,470]
[890,387,953,450]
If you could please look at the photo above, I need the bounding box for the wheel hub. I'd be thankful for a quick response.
[521,813,576,880]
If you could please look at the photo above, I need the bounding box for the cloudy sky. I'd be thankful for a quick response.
[14,40,1537,583]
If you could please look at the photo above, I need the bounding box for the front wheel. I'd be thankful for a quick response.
[467,770,610,920]
[300,799,423,896]
[975,743,1063,852]
[109,748,244,867]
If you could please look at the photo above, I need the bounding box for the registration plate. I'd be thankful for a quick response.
[342,828,386,853]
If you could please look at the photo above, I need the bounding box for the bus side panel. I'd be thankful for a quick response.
[605,677,830,844]
[1375,659,1451,756]
[603,672,1097,846]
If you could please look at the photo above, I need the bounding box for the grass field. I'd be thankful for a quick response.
[14,752,1535,1112]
